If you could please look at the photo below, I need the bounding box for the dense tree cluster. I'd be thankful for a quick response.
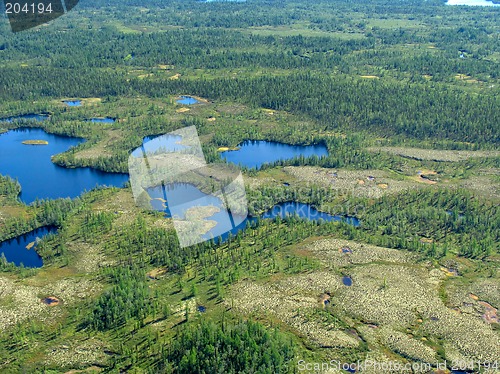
[160,320,296,374]
[0,197,81,242]
[87,266,153,331]
[0,175,20,201]
[360,188,499,258]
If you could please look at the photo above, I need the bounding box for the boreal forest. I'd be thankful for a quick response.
[0,0,498,373]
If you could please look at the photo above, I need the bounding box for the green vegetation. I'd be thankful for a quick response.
[161,320,296,374]
[87,266,153,331]
[0,0,498,372]
[359,188,499,258]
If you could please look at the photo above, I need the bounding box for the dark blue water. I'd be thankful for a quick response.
[0,226,56,268]
[63,100,82,107]
[146,183,359,245]
[0,128,128,204]
[176,96,200,105]
[342,276,353,286]
[1,114,50,123]
[90,117,115,123]
[221,140,329,169]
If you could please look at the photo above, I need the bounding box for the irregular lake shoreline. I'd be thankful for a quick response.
[0,128,128,203]
[0,226,57,268]
[221,140,329,169]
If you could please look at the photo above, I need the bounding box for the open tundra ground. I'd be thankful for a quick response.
[230,238,500,370]
[367,147,500,163]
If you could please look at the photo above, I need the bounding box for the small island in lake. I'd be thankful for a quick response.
[217,146,241,152]
[22,140,49,145]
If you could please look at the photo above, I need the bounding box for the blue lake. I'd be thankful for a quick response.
[0,128,128,204]
[131,134,353,245]
[0,226,57,268]
[342,276,353,286]
[90,117,115,123]
[221,140,329,169]
[1,114,50,123]
[203,0,246,2]
[63,100,82,107]
[446,0,499,5]
[146,183,359,244]
[177,96,200,105]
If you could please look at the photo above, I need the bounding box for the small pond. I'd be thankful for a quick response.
[342,276,353,286]
[63,100,82,107]
[262,202,360,226]
[0,226,57,268]
[221,140,329,169]
[176,96,200,105]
